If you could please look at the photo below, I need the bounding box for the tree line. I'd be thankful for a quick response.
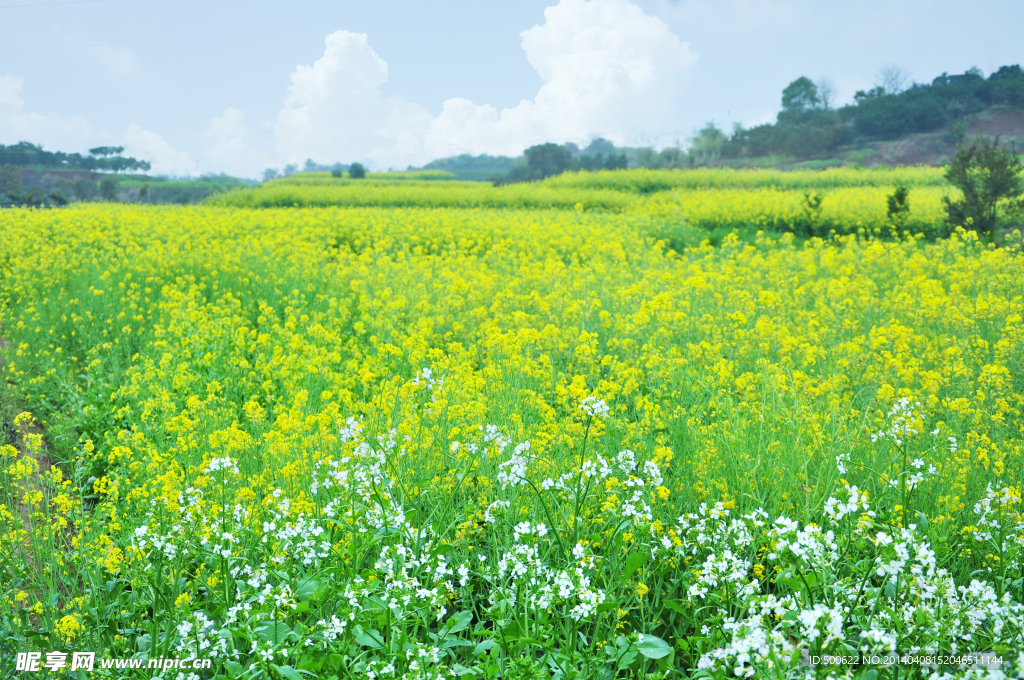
[0,142,151,173]
[720,64,1024,160]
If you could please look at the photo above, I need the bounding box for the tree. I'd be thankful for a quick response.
[781,77,821,114]
[89,146,125,158]
[524,143,575,179]
[886,186,911,234]
[875,65,910,95]
[349,162,366,179]
[688,122,728,165]
[583,138,615,156]
[263,168,279,183]
[603,153,627,170]
[943,132,1023,237]
[100,176,119,201]
[0,164,25,203]
[816,77,836,109]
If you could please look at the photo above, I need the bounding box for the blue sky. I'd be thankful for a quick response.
[2,0,1021,176]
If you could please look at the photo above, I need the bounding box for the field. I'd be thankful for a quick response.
[1,167,1023,679]
[211,167,954,242]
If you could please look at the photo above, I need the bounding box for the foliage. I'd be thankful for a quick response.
[0,141,151,172]
[886,185,911,234]
[721,64,1024,161]
[846,66,1024,140]
[99,177,119,202]
[686,123,729,167]
[349,162,367,179]
[0,164,25,203]
[421,154,521,181]
[780,76,823,114]
[942,133,1024,237]
[1,202,1023,678]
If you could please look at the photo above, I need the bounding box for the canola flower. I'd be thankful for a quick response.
[0,190,1022,679]
[211,166,955,242]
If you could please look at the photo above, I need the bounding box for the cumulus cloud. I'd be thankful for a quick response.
[275,0,696,168]
[425,0,696,157]
[274,31,432,168]
[0,74,94,150]
[122,124,196,176]
[204,108,273,178]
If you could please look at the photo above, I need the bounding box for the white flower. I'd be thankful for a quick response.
[205,456,239,475]
[579,396,610,419]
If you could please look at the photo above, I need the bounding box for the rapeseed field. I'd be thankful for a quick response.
[1,170,1023,679]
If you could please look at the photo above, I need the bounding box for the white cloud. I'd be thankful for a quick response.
[0,75,25,110]
[275,0,697,168]
[92,43,138,76]
[0,74,94,150]
[274,31,432,168]
[204,108,273,178]
[122,124,196,176]
[6,0,699,175]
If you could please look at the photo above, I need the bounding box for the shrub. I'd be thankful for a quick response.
[942,132,1023,237]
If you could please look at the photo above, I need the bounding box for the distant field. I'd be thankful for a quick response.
[211,166,955,240]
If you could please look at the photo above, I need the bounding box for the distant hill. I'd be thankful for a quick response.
[0,164,251,206]
[417,65,1024,180]
[418,153,520,181]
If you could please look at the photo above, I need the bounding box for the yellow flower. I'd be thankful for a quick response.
[55,615,83,643]
[636,583,649,598]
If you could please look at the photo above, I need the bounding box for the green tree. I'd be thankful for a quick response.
[0,164,25,203]
[100,176,119,201]
[781,77,821,114]
[349,162,366,179]
[688,122,728,166]
[942,132,1023,237]
[524,143,575,178]
[886,186,911,234]
[89,146,125,158]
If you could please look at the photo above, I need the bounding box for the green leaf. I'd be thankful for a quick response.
[353,624,384,648]
[294,577,321,602]
[914,511,930,530]
[663,599,688,615]
[255,621,294,644]
[274,666,307,680]
[473,640,497,656]
[636,633,671,660]
[863,671,878,680]
[624,551,649,577]
[441,610,474,637]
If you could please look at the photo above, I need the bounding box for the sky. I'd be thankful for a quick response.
[1,0,1022,177]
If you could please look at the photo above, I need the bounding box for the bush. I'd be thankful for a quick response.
[349,163,366,179]
[100,176,119,202]
[942,132,1023,237]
